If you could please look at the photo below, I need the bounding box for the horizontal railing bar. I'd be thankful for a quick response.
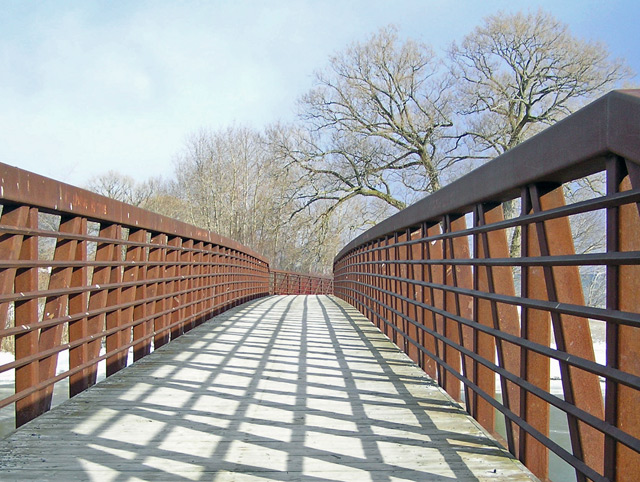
[0,225,269,267]
[344,250,639,267]
[337,188,640,265]
[346,269,640,327]
[0,269,270,304]
[0,259,271,272]
[0,277,267,339]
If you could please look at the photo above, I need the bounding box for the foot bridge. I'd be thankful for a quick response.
[1,90,639,481]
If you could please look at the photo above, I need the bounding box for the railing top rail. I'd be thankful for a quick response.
[0,161,268,263]
[335,89,640,261]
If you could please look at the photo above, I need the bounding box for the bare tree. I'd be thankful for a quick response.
[170,125,381,274]
[450,9,633,254]
[86,170,161,208]
[280,26,456,217]
[451,9,632,157]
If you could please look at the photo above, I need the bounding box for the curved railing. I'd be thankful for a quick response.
[334,90,640,482]
[270,269,333,295]
[0,163,270,428]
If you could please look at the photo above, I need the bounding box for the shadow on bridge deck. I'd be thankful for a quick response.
[0,295,535,481]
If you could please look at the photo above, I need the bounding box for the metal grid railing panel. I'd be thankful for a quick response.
[333,90,640,482]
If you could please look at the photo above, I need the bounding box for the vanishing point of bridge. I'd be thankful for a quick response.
[1,91,640,481]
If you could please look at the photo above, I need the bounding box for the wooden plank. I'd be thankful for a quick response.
[0,295,536,481]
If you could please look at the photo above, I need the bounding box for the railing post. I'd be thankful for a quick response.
[442,214,473,402]
[39,216,86,412]
[181,239,194,332]
[84,222,112,386]
[606,157,640,482]
[105,225,125,377]
[474,203,521,450]
[423,223,442,382]
[519,185,551,479]
[14,206,39,426]
[398,231,410,355]
[121,229,147,363]
[374,238,384,332]
[68,217,89,397]
[150,233,169,349]
[406,230,421,365]
[166,236,181,340]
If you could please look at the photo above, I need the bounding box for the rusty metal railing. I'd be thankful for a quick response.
[0,163,270,428]
[333,90,640,482]
[270,269,333,295]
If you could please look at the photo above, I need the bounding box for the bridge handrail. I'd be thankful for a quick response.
[0,163,270,427]
[333,89,640,482]
[270,269,333,295]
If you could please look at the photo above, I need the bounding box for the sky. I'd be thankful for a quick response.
[1,0,638,188]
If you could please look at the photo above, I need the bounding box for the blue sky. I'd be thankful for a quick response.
[1,0,638,187]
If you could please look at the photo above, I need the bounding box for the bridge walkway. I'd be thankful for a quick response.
[0,295,535,481]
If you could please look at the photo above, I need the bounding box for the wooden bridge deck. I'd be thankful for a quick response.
[0,295,535,481]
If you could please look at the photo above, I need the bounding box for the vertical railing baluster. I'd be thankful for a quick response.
[606,157,640,482]
[519,185,551,479]
[150,233,168,349]
[530,184,604,481]
[382,236,391,339]
[166,237,181,341]
[193,241,204,325]
[14,207,39,426]
[423,223,441,382]
[475,203,520,451]
[221,247,228,307]
[203,242,213,320]
[417,224,427,372]
[442,214,472,402]
[68,217,89,397]
[398,231,409,354]
[406,229,420,364]
[39,216,84,412]
[215,245,221,307]
[84,223,110,387]
[374,239,383,331]
[127,229,148,362]
[182,239,194,332]
[105,225,124,377]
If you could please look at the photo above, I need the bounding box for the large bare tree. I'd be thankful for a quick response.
[277,26,456,216]
[450,9,633,254]
[450,9,632,157]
